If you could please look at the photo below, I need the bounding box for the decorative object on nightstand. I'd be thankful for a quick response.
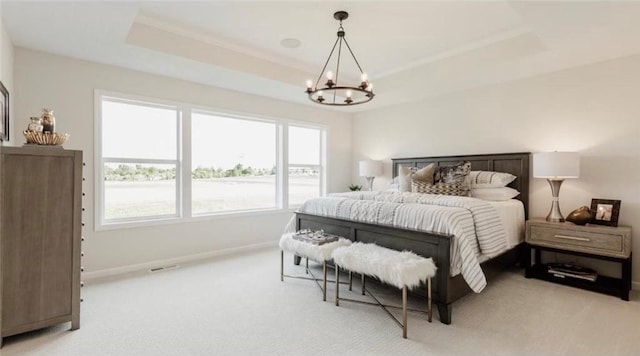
[359,160,383,191]
[348,184,362,191]
[566,206,595,225]
[524,218,632,300]
[533,151,580,222]
[590,198,621,227]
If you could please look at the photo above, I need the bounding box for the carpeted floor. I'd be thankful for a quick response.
[2,247,639,356]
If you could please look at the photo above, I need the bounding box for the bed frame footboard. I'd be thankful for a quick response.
[295,212,454,324]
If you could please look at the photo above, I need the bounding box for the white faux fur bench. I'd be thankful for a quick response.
[332,242,437,339]
[279,232,351,301]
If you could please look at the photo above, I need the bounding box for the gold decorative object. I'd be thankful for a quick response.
[566,206,595,225]
[23,131,70,146]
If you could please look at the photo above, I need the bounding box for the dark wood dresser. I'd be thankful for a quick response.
[0,146,83,347]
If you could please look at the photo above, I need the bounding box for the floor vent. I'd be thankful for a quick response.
[149,265,179,273]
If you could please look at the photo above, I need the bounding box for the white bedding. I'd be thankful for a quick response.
[286,191,525,293]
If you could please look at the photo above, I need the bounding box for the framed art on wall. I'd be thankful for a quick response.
[590,198,621,227]
[0,80,8,142]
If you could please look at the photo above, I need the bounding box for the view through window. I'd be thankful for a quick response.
[97,93,326,227]
[101,98,179,221]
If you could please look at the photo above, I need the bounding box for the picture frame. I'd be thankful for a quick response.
[590,198,621,227]
[0,80,8,142]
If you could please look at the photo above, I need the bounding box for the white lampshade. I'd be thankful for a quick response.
[359,160,383,177]
[533,152,580,179]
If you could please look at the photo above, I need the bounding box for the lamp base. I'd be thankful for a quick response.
[365,176,375,191]
[545,179,565,223]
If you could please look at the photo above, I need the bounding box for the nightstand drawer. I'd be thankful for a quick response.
[528,225,623,255]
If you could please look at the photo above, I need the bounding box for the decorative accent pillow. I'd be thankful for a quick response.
[471,187,520,201]
[412,181,464,196]
[433,161,472,195]
[398,164,435,192]
[468,171,516,188]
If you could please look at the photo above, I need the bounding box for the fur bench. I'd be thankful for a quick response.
[279,233,351,301]
[332,242,437,339]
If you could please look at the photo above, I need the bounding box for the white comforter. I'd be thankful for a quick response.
[287,191,508,292]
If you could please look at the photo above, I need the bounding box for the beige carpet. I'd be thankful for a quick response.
[2,247,639,356]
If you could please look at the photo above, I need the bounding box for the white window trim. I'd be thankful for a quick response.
[94,89,327,231]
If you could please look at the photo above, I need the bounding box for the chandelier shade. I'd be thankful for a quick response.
[305,11,375,106]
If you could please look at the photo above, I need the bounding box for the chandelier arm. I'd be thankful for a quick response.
[333,37,344,104]
[315,36,341,88]
[342,37,365,74]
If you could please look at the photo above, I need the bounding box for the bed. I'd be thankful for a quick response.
[293,152,530,324]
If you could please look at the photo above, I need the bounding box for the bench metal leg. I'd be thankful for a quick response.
[323,261,327,302]
[280,250,284,282]
[349,271,353,291]
[335,264,340,306]
[362,273,365,295]
[427,278,433,322]
[305,258,309,274]
[402,285,408,339]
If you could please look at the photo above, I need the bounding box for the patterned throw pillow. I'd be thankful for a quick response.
[398,163,435,192]
[411,180,464,196]
[468,171,516,188]
[433,161,472,195]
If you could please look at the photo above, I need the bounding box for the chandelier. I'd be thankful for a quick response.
[305,11,374,106]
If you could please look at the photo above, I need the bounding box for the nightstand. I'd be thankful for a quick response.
[524,218,632,300]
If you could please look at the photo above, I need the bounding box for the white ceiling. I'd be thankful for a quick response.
[3,1,640,112]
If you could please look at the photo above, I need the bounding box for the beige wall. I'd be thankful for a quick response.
[353,54,640,286]
[13,48,352,275]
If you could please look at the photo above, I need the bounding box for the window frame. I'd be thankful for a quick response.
[95,91,183,228]
[94,90,327,231]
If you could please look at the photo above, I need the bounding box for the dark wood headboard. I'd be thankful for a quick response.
[392,152,530,218]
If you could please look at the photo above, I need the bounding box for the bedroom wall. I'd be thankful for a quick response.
[13,48,352,276]
[352,53,640,287]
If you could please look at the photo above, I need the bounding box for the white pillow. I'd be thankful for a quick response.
[471,187,520,201]
[468,171,516,188]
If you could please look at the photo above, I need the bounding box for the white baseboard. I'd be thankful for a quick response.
[83,241,277,281]
[632,281,640,291]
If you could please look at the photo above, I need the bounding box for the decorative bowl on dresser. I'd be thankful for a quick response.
[524,218,632,300]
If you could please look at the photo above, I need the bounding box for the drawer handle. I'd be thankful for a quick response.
[554,234,590,242]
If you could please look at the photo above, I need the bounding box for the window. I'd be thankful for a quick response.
[96,91,326,228]
[288,125,324,207]
[99,97,180,223]
[191,112,276,214]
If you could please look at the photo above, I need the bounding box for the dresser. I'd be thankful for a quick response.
[0,147,83,346]
[524,218,632,300]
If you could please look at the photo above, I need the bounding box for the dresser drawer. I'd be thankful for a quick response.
[528,225,624,256]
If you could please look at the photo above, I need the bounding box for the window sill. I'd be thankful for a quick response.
[95,208,295,232]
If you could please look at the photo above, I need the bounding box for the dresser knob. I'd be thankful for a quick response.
[81,252,84,257]
[81,282,84,288]
[83,177,86,181]
[82,236,85,242]
[82,208,85,212]
[81,267,84,272]
[81,298,84,303]
[83,162,86,166]
[82,192,85,196]
[82,223,85,227]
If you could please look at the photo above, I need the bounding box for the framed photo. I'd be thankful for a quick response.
[590,198,621,227]
[0,80,8,142]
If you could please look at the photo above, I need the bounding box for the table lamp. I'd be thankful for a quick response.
[533,152,580,222]
[359,160,383,191]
